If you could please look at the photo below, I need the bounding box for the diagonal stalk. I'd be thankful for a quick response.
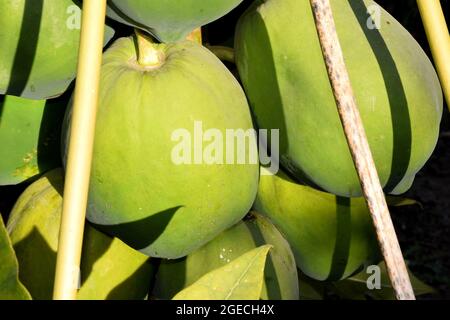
[309,0,415,300]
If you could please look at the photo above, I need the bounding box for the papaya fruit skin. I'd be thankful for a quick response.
[254,167,381,281]
[107,0,243,42]
[153,212,299,300]
[70,37,258,259]
[0,0,114,99]
[235,0,442,197]
[6,169,153,300]
[0,95,66,185]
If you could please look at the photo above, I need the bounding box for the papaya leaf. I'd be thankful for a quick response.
[386,196,423,209]
[173,245,272,300]
[0,215,31,300]
[332,262,434,300]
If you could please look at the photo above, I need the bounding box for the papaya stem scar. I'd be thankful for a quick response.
[134,29,165,68]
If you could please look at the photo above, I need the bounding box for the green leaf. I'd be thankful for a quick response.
[332,262,434,300]
[173,245,272,300]
[0,215,31,300]
[386,196,423,209]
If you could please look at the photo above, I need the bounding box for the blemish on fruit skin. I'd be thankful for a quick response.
[13,149,39,179]
[219,247,233,264]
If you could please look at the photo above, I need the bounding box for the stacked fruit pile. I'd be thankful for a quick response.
[0,0,442,300]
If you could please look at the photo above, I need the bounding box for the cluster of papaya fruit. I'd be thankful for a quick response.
[0,0,443,300]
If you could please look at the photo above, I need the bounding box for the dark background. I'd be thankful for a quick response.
[1,0,449,299]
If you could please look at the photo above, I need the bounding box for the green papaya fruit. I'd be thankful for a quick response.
[107,0,243,42]
[0,94,66,185]
[7,169,153,300]
[0,0,114,99]
[63,36,259,259]
[153,212,299,300]
[254,167,381,281]
[235,0,442,197]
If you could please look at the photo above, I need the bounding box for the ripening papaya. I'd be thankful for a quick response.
[63,34,259,259]
[0,0,114,99]
[0,94,66,185]
[254,167,381,281]
[107,0,243,42]
[153,212,299,300]
[6,169,153,300]
[235,0,443,197]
